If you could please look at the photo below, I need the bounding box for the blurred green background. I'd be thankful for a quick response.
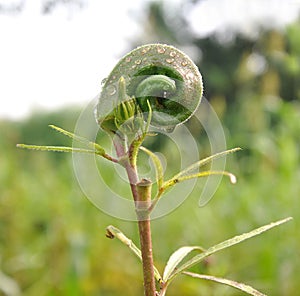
[1,1,300,295]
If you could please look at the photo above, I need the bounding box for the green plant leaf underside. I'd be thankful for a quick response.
[163,246,205,282]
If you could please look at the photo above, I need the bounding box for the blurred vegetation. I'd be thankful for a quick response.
[1,1,300,295]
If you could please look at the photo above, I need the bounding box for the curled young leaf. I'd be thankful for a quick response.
[96,44,203,131]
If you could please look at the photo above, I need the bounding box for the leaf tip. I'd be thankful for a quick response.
[283,216,293,223]
[229,173,237,184]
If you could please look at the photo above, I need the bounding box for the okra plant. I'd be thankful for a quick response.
[18,44,291,296]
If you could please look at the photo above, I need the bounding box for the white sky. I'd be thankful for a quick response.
[0,0,299,120]
[189,0,300,38]
[0,0,146,119]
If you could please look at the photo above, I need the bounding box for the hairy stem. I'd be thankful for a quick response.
[136,179,156,296]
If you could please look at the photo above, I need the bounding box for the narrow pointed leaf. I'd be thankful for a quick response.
[16,144,97,154]
[106,225,162,283]
[177,171,237,184]
[163,246,205,282]
[140,146,164,190]
[49,124,106,155]
[184,272,266,296]
[168,217,292,282]
[163,147,241,190]
[144,99,152,136]
[164,170,237,190]
[172,147,241,180]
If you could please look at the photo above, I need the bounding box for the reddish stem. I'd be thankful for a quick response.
[136,179,156,296]
[114,135,156,296]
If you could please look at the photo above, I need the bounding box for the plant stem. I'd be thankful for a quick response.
[113,136,156,295]
[136,179,156,296]
[113,135,139,203]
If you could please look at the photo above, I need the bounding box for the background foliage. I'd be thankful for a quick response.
[1,1,299,295]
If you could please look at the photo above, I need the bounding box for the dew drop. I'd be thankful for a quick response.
[107,85,117,96]
[186,72,195,80]
[141,47,150,55]
[101,77,107,86]
[164,126,175,133]
[181,60,188,67]
[166,58,174,64]
[125,57,132,63]
[135,59,142,65]
[157,46,166,54]
[170,51,176,57]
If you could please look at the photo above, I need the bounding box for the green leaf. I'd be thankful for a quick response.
[172,147,241,179]
[162,147,241,191]
[49,124,106,155]
[184,272,266,296]
[163,170,237,190]
[163,246,205,282]
[167,217,292,282]
[144,99,152,136]
[140,146,164,190]
[17,125,118,163]
[106,225,162,283]
[177,171,236,184]
[16,144,96,154]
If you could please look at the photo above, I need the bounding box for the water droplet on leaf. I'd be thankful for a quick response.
[166,58,174,64]
[181,60,188,67]
[107,85,117,96]
[157,46,166,54]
